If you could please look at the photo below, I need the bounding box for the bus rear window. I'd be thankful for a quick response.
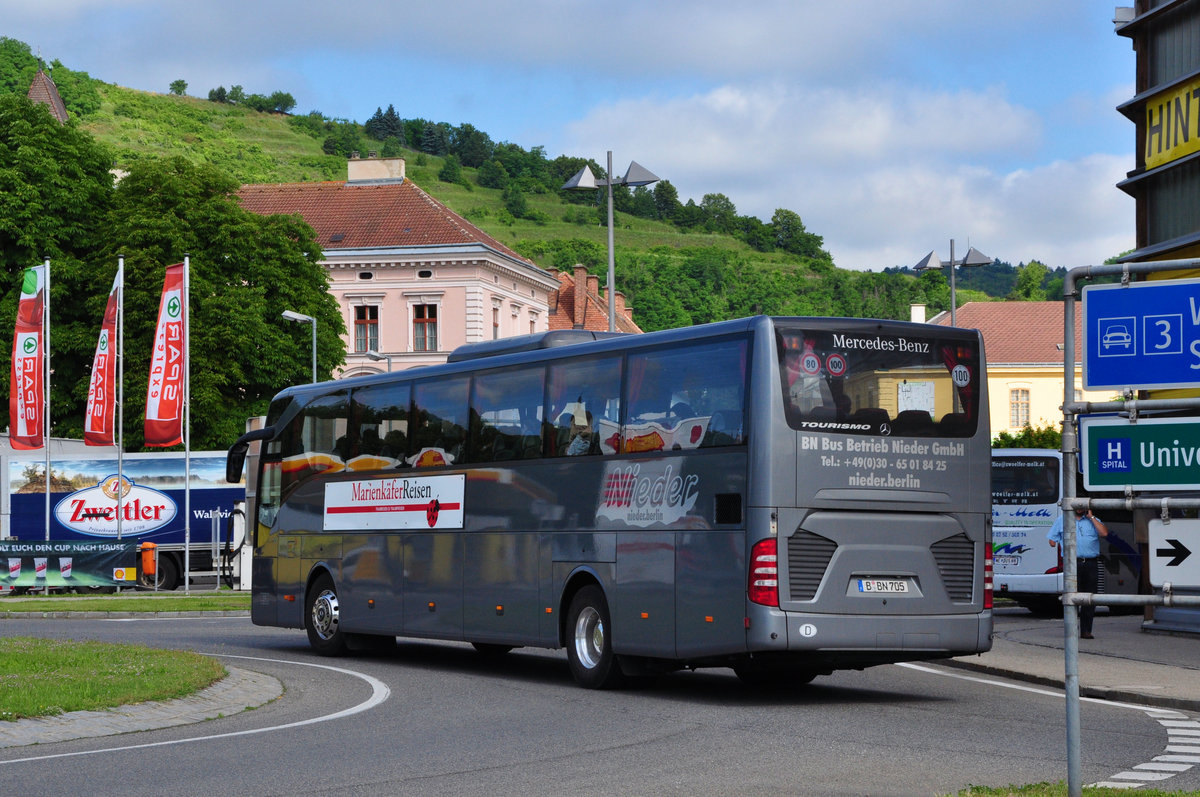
[776,324,980,438]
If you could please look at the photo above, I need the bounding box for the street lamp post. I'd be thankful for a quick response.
[562,152,660,332]
[365,349,393,372]
[282,310,317,383]
[914,239,992,327]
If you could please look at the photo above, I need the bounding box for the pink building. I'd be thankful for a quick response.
[238,157,564,377]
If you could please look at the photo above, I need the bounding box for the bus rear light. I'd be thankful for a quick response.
[1046,547,1063,575]
[983,546,994,610]
[748,538,779,607]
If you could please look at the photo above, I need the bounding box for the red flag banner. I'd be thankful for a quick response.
[144,263,185,448]
[84,269,121,446]
[8,266,45,450]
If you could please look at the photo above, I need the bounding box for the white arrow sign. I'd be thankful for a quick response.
[1149,519,1200,588]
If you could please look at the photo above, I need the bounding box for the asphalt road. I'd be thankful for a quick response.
[1,614,1195,796]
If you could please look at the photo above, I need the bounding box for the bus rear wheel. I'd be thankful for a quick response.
[306,574,346,655]
[566,585,625,689]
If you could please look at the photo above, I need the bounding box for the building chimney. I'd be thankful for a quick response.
[910,303,926,324]
[614,291,628,325]
[347,156,406,183]
[572,265,589,329]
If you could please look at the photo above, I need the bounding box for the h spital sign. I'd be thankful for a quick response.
[1080,415,1200,492]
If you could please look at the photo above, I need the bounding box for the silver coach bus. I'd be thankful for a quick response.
[228,316,993,688]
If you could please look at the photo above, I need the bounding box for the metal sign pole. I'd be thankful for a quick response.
[1062,286,1083,797]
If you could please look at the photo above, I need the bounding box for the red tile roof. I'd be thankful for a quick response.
[236,178,534,265]
[934,301,1080,365]
[27,70,68,124]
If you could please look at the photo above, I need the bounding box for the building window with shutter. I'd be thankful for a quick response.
[414,304,438,352]
[493,306,500,340]
[1009,388,1030,428]
[354,305,379,353]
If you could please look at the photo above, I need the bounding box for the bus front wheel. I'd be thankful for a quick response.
[566,585,625,689]
[306,574,347,655]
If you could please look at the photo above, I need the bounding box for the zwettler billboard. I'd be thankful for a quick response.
[6,452,244,543]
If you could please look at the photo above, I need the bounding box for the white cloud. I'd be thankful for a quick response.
[560,79,1123,270]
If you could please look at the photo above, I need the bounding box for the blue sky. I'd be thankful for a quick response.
[4,1,1136,271]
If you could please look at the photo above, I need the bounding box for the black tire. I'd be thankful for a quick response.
[138,554,180,591]
[305,573,347,655]
[565,585,626,689]
[1019,596,1064,618]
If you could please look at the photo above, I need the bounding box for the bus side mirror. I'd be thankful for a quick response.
[227,427,275,483]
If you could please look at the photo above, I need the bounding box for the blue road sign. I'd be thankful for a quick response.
[1082,277,1200,390]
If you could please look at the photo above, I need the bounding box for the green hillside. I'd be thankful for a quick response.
[2,36,979,330]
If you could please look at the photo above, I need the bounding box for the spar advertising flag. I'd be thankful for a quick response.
[144,263,184,447]
[8,266,45,450]
[84,269,121,445]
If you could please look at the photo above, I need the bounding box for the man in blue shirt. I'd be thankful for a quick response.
[1048,508,1109,639]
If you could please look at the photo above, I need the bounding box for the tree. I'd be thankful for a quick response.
[652,180,681,221]
[0,94,115,433]
[267,91,296,114]
[1009,260,1049,301]
[0,37,38,95]
[52,157,344,449]
[438,154,463,183]
[208,86,227,103]
[227,85,245,104]
[993,423,1061,449]
[364,107,386,139]
[771,208,826,259]
[450,123,493,167]
[503,183,528,218]
[420,122,450,155]
[168,79,188,96]
[381,104,404,143]
[0,94,114,276]
[700,193,737,233]
[477,158,509,189]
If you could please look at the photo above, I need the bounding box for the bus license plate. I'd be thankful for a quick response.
[858,579,908,594]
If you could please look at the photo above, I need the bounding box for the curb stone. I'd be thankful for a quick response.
[0,665,283,748]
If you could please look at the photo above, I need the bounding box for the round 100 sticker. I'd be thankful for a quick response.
[825,353,847,377]
[951,364,971,387]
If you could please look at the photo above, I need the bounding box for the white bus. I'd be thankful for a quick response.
[991,448,1143,615]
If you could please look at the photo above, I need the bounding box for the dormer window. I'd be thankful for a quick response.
[330,233,345,243]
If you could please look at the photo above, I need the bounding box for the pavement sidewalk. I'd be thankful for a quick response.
[946,610,1200,712]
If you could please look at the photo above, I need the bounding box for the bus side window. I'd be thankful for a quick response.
[624,337,748,452]
[546,356,622,457]
[351,382,411,468]
[467,365,545,463]
[412,377,470,467]
[278,392,349,500]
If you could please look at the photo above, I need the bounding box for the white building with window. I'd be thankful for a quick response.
[238,156,561,376]
[929,301,1108,440]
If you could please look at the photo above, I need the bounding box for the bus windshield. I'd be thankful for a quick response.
[991,454,1060,505]
[775,323,980,437]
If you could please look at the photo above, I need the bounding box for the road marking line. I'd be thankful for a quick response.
[0,654,389,765]
[1134,762,1192,772]
[898,662,1198,789]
